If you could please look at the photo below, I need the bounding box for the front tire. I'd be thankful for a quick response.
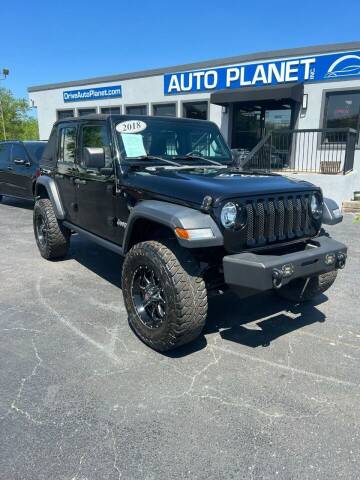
[122,241,208,351]
[33,199,70,260]
[276,270,338,302]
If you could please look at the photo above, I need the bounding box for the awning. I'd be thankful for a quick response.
[210,83,304,105]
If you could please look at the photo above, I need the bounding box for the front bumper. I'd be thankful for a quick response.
[223,236,347,297]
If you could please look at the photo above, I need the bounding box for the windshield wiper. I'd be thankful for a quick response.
[174,154,224,167]
[127,155,181,167]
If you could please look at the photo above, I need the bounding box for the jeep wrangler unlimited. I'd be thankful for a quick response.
[33,114,347,351]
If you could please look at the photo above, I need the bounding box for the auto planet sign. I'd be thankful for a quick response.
[63,85,122,102]
[164,51,360,95]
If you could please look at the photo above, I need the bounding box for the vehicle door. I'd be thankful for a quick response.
[0,143,13,196]
[55,123,79,224]
[8,143,34,199]
[75,121,118,242]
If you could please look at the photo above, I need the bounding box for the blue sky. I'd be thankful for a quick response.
[1,0,359,101]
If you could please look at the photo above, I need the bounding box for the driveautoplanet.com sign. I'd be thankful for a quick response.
[63,85,122,103]
[164,50,360,95]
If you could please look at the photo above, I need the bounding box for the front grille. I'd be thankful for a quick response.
[238,193,317,248]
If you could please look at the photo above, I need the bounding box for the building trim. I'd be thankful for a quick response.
[28,41,360,93]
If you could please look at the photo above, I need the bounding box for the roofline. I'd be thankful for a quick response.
[28,41,360,93]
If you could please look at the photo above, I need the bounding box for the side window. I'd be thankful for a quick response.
[0,143,11,168]
[81,124,112,168]
[11,144,28,163]
[59,126,77,163]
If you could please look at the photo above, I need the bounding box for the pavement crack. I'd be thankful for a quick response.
[9,338,44,425]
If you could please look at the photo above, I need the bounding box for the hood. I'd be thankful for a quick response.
[123,166,319,206]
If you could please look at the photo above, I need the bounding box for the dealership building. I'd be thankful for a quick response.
[28,41,360,205]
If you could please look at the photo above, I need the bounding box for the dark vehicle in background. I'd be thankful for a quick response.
[32,115,347,352]
[0,141,47,202]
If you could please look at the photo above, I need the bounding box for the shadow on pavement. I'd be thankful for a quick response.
[0,196,34,210]
[206,291,326,348]
[66,234,328,357]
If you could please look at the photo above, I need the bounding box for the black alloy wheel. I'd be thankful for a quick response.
[131,265,166,329]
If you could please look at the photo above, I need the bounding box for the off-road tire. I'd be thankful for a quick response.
[33,198,70,260]
[122,240,208,351]
[276,271,338,302]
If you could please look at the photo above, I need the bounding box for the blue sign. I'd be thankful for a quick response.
[164,51,360,95]
[63,85,122,103]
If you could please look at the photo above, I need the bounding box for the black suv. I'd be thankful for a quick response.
[0,140,47,202]
[33,114,347,351]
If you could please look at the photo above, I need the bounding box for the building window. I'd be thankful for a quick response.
[182,101,208,120]
[78,108,97,117]
[323,90,360,142]
[125,104,148,116]
[152,103,176,117]
[57,109,74,120]
[100,106,122,115]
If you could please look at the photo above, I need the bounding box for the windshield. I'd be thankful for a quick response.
[25,142,47,163]
[115,117,232,164]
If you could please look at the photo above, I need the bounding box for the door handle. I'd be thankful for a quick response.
[74,178,87,185]
[7,166,13,170]
[14,158,26,165]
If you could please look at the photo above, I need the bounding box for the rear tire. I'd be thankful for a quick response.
[276,270,338,303]
[122,240,208,351]
[33,199,70,260]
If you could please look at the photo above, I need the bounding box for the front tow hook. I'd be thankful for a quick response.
[337,252,347,269]
[272,268,284,289]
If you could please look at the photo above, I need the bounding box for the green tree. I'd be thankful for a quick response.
[0,87,39,141]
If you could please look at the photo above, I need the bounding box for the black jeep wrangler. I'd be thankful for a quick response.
[33,114,347,351]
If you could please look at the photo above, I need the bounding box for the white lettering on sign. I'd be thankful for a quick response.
[116,120,147,134]
[267,62,285,83]
[166,57,318,93]
[168,75,181,93]
[285,60,300,82]
[226,67,239,87]
[204,70,218,89]
[300,58,316,80]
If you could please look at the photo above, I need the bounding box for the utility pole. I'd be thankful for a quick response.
[0,68,10,141]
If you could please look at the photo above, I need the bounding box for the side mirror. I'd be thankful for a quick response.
[322,197,343,225]
[83,147,105,169]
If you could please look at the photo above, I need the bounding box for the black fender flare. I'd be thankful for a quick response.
[35,176,66,220]
[122,200,223,254]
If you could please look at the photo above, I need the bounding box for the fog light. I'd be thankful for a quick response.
[325,253,336,265]
[281,263,294,278]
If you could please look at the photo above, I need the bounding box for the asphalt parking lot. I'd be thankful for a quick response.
[0,197,359,480]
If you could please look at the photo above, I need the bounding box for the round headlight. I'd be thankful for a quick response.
[221,202,237,228]
[310,194,322,220]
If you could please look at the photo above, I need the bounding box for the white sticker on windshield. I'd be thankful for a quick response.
[121,133,146,158]
[116,120,147,134]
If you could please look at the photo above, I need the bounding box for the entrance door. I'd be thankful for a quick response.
[231,103,293,150]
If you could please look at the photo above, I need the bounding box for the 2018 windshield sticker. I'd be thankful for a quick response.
[116,120,147,134]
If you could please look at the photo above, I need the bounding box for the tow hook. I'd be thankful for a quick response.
[337,252,346,270]
[272,268,283,289]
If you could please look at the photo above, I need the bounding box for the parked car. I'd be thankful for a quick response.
[33,114,346,351]
[0,140,47,202]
